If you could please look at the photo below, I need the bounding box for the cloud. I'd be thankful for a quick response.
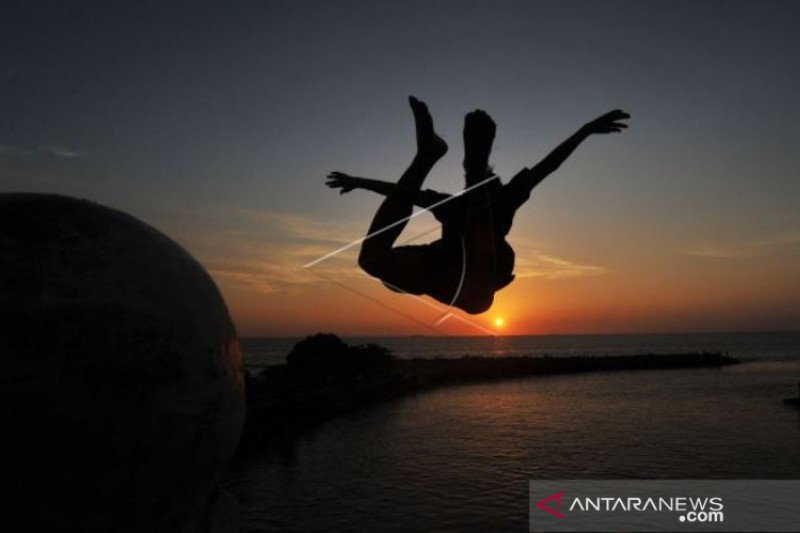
[161,205,609,295]
[185,206,445,294]
[207,266,283,294]
[680,229,800,259]
[206,256,363,295]
[42,146,83,158]
[222,208,362,245]
[0,143,84,159]
[679,244,746,259]
[207,262,317,294]
[0,145,34,157]
[160,207,366,295]
[514,253,609,280]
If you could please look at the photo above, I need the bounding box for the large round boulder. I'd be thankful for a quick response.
[0,194,245,532]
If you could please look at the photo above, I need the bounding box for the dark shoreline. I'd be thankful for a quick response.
[235,352,739,460]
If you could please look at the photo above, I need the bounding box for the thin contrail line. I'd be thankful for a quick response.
[302,175,499,268]
[307,269,448,335]
[438,312,497,336]
[433,312,453,326]
[301,174,499,336]
[374,274,496,337]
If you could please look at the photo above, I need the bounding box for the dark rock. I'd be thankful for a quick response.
[0,194,245,532]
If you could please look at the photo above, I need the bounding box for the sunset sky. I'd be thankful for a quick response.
[3,1,799,336]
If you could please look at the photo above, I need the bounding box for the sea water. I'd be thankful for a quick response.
[227,332,800,532]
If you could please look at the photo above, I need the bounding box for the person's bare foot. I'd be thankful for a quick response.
[409,96,448,160]
[463,109,496,180]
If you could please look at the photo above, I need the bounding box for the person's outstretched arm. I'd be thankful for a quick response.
[326,172,451,210]
[505,110,629,205]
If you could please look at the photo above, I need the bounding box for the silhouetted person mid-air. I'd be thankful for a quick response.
[327,97,629,314]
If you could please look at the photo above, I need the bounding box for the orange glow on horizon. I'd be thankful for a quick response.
[212,236,800,337]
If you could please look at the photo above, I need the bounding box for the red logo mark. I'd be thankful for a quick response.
[536,490,565,519]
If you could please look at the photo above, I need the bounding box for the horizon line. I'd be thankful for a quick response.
[237,329,800,339]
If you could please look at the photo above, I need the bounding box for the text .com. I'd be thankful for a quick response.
[681,510,724,523]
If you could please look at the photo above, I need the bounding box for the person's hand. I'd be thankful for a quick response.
[583,110,630,135]
[326,172,359,194]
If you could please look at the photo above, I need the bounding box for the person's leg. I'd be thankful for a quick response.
[358,97,447,281]
[463,109,496,186]
[455,111,500,313]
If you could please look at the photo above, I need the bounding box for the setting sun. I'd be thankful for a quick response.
[494,317,505,328]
